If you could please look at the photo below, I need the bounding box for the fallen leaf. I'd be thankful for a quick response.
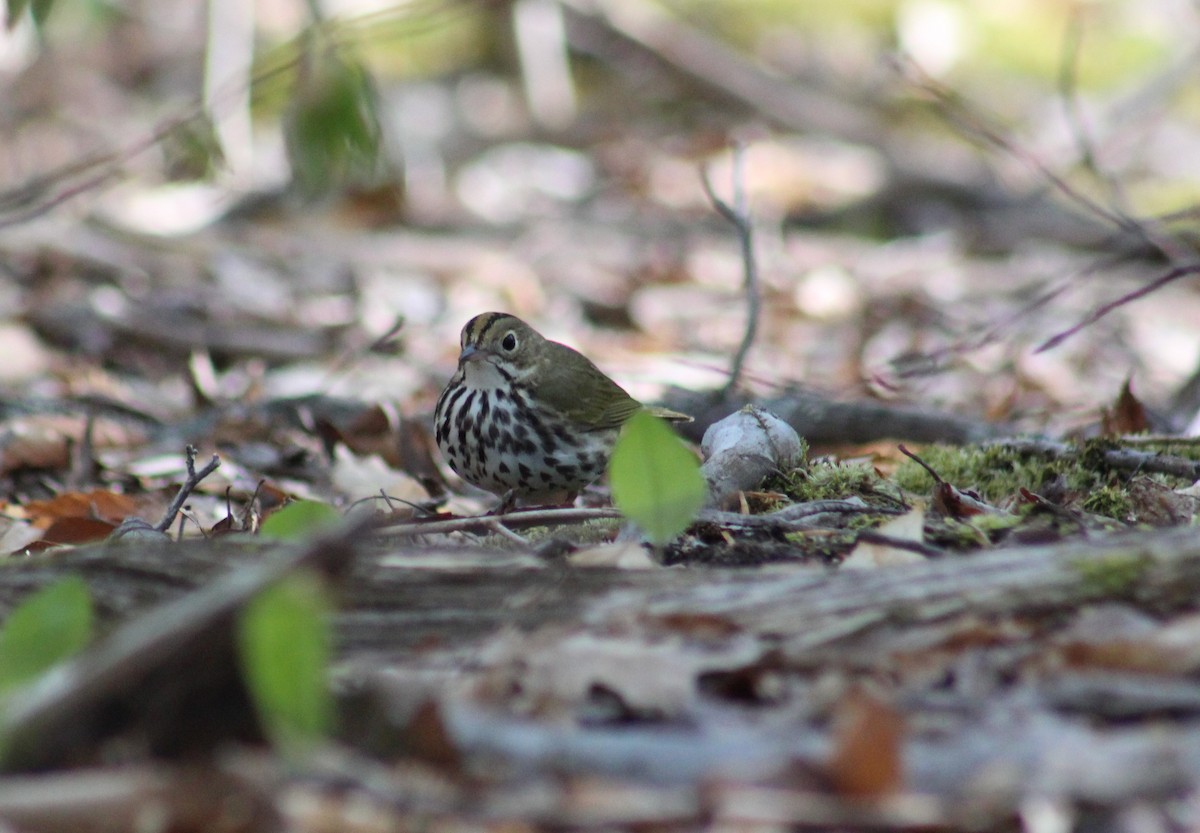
[1100,377,1149,436]
[32,517,119,549]
[567,543,658,569]
[842,508,927,568]
[330,446,429,507]
[827,687,904,797]
[24,490,140,528]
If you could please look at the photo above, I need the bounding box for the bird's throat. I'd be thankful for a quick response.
[461,358,508,389]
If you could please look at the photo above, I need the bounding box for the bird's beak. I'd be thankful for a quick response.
[458,344,482,365]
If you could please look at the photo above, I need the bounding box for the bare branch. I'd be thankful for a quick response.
[381,506,622,538]
[701,144,760,398]
[1036,262,1200,353]
[898,55,1191,263]
[154,446,222,533]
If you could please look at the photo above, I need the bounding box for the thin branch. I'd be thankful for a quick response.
[154,446,222,532]
[1035,262,1200,352]
[698,500,902,532]
[701,144,760,398]
[1052,9,1200,272]
[898,444,943,484]
[482,518,531,546]
[899,55,1191,263]
[380,506,622,538]
[853,531,945,559]
[1058,13,1096,170]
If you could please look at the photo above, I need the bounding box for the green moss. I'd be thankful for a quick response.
[893,444,1072,503]
[889,441,1194,523]
[1071,554,1150,597]
[784,529,857,562]
[1080,485,1132,521]
[767,460,883,503]
[511,518,622,548]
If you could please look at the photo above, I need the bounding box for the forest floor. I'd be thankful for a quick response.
[3,2,1200,831]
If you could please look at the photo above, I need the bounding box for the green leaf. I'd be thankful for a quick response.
[162,115,226,182]
[5,0,55,31]
[0,576,92,693]
[29,0,53,27]
[259,500,341,540]
[284,50,383,196]
[609,411,706,545]
[237,571,332,752]
[5,0,28,30]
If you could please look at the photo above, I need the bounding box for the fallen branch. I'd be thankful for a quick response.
[110,446,221,540]
[156,446,222,532]
[0,513,373,771]
[0,765,276,832]
[668,387,1007,447]
[379,506,623,538]
[699,499,900,532]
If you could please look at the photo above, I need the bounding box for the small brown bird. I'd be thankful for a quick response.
[435,312,689,504]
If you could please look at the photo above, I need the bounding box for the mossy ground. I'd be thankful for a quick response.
[750,438,1199,557]
[892,440,1200,523]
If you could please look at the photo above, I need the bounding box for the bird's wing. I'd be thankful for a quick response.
[536,345,643,431]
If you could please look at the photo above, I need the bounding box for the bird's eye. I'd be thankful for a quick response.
[501,332,518,352]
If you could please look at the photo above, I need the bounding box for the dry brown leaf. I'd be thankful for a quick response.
[1100,378,1149,436]
[403,699,461,770]
[24,490,140,527]
[0,415,147,474]
[1054,607,1200,675]
[827,688,904,797]
[642,612,743,641]
[31,516,119,549]
[481,627,762,717]
[1126,476,1198,526]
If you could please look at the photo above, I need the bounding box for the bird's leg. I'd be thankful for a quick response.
[491,489,519,515]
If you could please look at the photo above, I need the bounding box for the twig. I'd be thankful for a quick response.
[701,144,760,398]
[1055,13,1186,266]
[483,518,531,546]
[853,531,944,559]
[1035,262,1200,352]
[890,248,1136,376]
[1058,12,1100,178]
[899,55,1191,263]
[154,446,222,533]
[1058,10,1133,214]
[897,444,944,483]
[65,408,98,492]
[698,500,901,532]
[380,506,622,538]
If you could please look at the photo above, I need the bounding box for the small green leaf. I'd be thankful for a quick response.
[0,576,92,693]
[162,115,226,182]
[259,500,340,540]
[5,0,55,31]
[29,0,54,27]
[238,571,332,752]
[284,50,383,196]
[609,411,706,545]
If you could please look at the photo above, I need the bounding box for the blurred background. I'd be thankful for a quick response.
[2,0,1200,464]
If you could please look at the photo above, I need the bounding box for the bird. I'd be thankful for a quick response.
[434,312,690,505]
